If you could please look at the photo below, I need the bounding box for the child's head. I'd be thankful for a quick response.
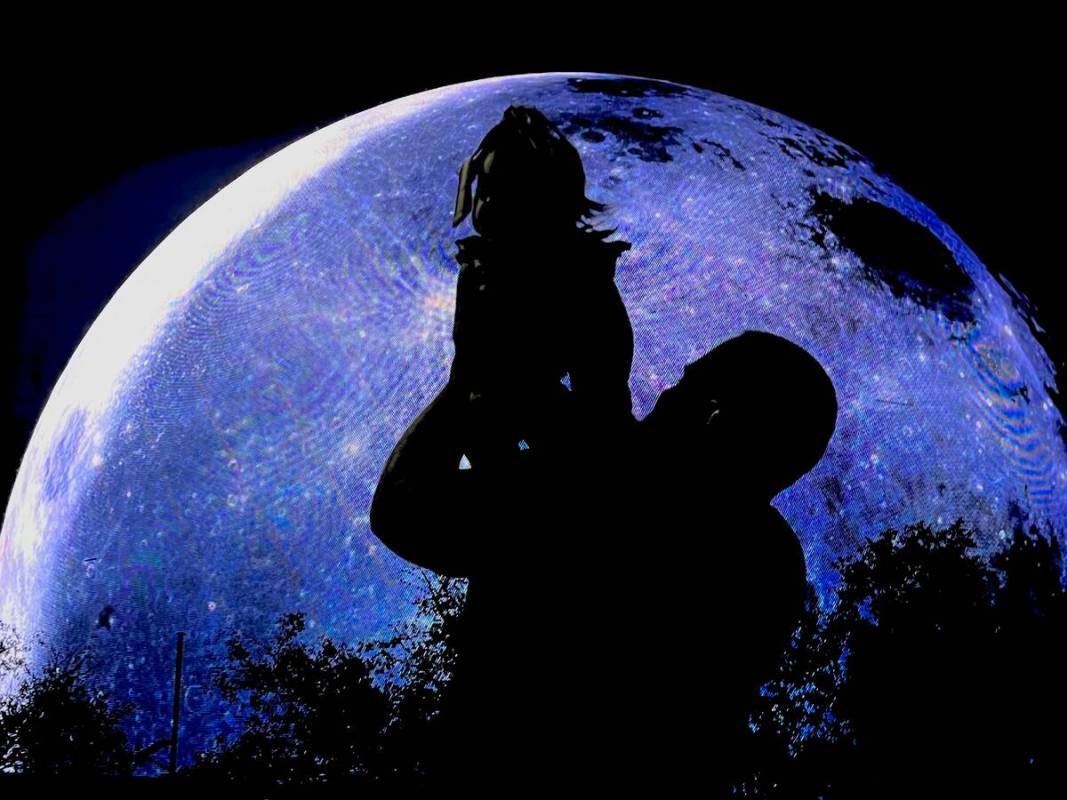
[453,105,605,240]
[643,331,837,500]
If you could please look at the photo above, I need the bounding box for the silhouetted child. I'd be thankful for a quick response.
[636,330,838,790]
[447,104,634,470]
[370,105,637,787]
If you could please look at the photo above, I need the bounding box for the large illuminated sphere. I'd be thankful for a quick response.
[2,74,1064,759]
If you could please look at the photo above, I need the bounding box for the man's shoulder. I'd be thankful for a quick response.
[718,503,807,600]
[754,505,808,614]
[761,505,807,570]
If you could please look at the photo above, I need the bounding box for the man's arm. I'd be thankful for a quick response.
[369,382,534,577]
[370,384,478,576]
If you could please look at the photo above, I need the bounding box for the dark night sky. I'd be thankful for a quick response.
[4,26,1062,502]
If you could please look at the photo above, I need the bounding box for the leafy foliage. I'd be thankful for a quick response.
[0,627,134,776]
[192,611,390,784]
[192,569,465,785]
[742,586,850,797]
[359,571,466,780]
[740,519,1064,797]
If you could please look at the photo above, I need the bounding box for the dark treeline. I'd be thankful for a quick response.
[1,518,1063,796]
[742,519,1063,798]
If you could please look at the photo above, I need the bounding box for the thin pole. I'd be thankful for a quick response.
[169,631,185,775]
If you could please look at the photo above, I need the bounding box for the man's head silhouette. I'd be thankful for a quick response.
[452,105,604,239]
[644,330,837,501]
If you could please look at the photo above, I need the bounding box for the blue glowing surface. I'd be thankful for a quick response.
[2,73,1063,763]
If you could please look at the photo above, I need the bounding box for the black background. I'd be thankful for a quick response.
[5,24,1061,500]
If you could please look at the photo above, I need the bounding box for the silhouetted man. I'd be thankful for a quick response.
[370,105,839,791]
[637,330,838,790]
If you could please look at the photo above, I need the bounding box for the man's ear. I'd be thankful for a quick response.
[704,397,722,427]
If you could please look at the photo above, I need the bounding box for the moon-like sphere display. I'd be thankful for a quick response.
[2,74,1064,761]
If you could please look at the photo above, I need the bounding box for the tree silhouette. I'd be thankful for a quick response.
[739,519,1063,797]
[987,523,1065,792]
[0,623,134,777]
[0,621,26,684]
[829,520,1001,795]
[743,585,851,797]
[359,570,467,782]
[193,611,390,785]
[191,570,465,786]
